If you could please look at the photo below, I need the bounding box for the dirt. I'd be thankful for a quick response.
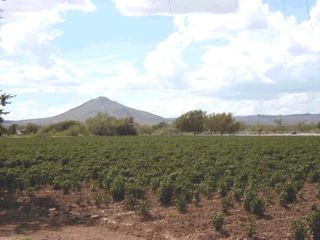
[1,183,319,240]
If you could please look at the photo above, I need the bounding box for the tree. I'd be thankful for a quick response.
[24,123,39,135]
[175,110,206,135]
[205,113,240,135]
[205,113,219,135]
[7,124,18,135]
[86,113,117,136]
[0,90,14,136]
[318,122,320,130]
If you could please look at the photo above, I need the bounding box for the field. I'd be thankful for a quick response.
[1,136,320,239]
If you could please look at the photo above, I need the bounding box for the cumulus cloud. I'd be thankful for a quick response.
[0,0,95,66]
[112,0,239,16]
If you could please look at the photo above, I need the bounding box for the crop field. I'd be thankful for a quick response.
[1,136,320,239]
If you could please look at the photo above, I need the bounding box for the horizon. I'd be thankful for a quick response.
[4,95,320,122]
[1,0,320,120]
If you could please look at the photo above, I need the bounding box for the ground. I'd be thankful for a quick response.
[1,182,319,240]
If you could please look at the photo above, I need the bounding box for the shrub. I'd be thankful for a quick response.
[176,194,188,212]
[157,179,174,205]
[221,195,233,213]
[212,213,224,231]
[247,218,256,238]
[243,188,265,217]
[291,219,307,240]
[125,194,137,210]
[137,200,150,219]
[110,177,125,202]
[278,181,297,205]
[308,208,320,240]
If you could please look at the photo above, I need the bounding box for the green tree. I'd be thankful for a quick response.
[205,113,219,135]
[86,113,117,136]
[175,110,206,135]
[7,124,18,135]
[205,113,240,135]
[24,123,39,134]
[0,90,14,136]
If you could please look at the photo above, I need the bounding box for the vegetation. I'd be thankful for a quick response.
[1,136,320,215]
[86,113,137,136]
[212,213,224,231]
[175,110,206,135]
[175,110,241,135]
[291,219,307,240]
[0,90,14,136]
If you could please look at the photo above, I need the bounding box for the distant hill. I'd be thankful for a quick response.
[4,97,320,127]
[235,114,320,126]
[8,97,166,126]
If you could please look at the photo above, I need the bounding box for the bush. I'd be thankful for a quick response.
[243,188,265,217]
[137,200,150,219]
[212,213,224,231]
[157,179,174,205]
[308,208,320,240]
[221,194,233,213]
[110,177,125,202]
[291,219,307,240]
[278,181,297,205]
[176,194,188,212]
[247,218,256,238]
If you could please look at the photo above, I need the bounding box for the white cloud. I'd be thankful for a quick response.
[112,0,239,16]
[0,0,95,66]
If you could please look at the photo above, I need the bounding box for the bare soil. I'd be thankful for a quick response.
[1,183,319,240]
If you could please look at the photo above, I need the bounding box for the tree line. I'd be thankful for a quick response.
[174,110,241,135]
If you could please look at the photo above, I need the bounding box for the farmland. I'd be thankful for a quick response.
[1,136,320,239]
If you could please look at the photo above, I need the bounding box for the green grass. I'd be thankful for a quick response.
[1,136,319,205]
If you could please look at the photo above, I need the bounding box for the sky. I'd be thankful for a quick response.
[0,0,320,120]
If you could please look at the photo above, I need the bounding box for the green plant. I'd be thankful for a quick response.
[176,194,188,212]
[243,188,265,217]
[308,208,320,240]
[93,193,103,206]
[110,177,125,202]
[247,218,256,238]
[137,200,150,219]
[291,219,307,240]
[125,194,137,210]
[221,195,233,213]
[157,179,174,205]
[212,213,224,231]
[278,181,297,205]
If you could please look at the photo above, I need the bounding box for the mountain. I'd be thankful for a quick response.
[9,97,166,126]
[235,114,320,125]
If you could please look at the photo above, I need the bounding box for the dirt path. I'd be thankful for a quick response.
[0,225,143,240]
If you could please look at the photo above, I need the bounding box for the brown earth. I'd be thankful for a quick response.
[1,183,319,240]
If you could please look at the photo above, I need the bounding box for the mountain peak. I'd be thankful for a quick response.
[95,96,111,101]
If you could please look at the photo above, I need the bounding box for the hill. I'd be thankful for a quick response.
[235,114,320,125]
[9,97,166,126]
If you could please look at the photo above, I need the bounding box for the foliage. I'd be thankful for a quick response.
[24,123,39,135]
[175,110,206,135]
[7,124,18,135]
[291,219,307,240]
[212,213,224,231]
[247,218,256,238]
[137,200,150,219]
[39,121,87,136]
[308,207,320,240]
[0,90,14,136]
[243,188,265,217]
[86,113,137,136]
[1,136,320,212]
[205,113,241,135]
[278,181,297,205]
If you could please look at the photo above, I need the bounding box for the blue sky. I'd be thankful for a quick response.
[0,0,320,120]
